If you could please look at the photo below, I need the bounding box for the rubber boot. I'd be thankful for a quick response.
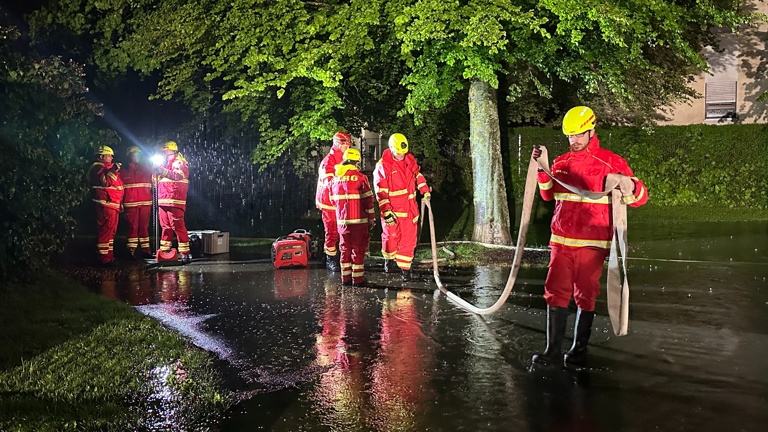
[531,306,569,365]
[400,268,412,281]
[326,255,341,272]
[383,259,395,273]
[564,308,595,368]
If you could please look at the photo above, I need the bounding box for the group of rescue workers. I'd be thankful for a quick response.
[315,106,649,368]
[88,140,191,267]
[315,131,431,287]
[88,104,647,368]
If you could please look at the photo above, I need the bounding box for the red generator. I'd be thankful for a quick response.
[272,230,313,269]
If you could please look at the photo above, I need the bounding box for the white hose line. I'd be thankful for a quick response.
[424,146,632,335]
[422,156,539,315]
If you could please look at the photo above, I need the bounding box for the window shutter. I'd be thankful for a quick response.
[705,81,737,119]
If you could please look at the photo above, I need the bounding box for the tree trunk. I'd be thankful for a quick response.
[468,79,512,244]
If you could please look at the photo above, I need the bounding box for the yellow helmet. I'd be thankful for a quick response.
[343,148,361,162]
[163,141,178,151]
[388,133,409,155]
[562,106,597,136]
[96,145,114,156]
[126,145,141,155]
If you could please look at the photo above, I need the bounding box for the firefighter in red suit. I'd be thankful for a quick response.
[329,148,375,287]
[153,141,191,264]
[121,146,153,258]
[316,131,352,272]
[88,145,124,266]
[373,133,430,280]
[531,106,648,367]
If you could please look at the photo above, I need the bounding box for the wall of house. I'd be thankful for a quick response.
[660,1,768,125]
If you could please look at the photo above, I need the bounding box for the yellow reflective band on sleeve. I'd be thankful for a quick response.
[389,189,408,196]
[417,182,427,189]
[365,208,375,214]
[554,193,609,204]
[158,199,187,205]
[330,194,362,200]
[123,201,153,207]
[123,183,152,188]
[635,186,645,201]
[550,234,611,249]
[338,218,368,224]
[361,190,373,198]
[378,198,390,206]
[158,178,189,184]
[377,187,389,193]
[408,192,417,200]
[92,199,121,210]
[412,215,420,223]
[316,202,335,211]
[539,180,553,190]
[107,172,118,181]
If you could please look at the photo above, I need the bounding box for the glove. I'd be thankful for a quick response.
[383,210,397,226]
[153,164,165,175]
[110,162,121,172]
[421,192,431,204]
[532,145,542,160]
[368,219,376,230]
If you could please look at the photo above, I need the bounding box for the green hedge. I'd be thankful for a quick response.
[507,124,768,210]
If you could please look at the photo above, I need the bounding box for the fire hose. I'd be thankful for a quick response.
[421,146,633,336]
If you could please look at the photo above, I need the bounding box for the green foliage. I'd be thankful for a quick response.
[0,22,118,283]
[507,124,768,210]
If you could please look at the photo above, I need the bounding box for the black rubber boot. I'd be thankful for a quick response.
[564,309,595,368]
[326,255,340,272]
[400,268,412,281]
[531,306,569,365]
[384,259,395,273]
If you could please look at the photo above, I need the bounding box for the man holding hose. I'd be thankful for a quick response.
[531,106,648,368]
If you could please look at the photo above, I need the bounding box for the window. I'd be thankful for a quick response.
[705,81,737,120]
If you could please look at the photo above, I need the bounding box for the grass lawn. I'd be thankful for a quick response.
[0,271,234,431]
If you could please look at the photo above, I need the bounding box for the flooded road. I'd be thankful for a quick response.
[86,221,768,431]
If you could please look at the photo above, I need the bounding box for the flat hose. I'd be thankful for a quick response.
[423,146,632,336]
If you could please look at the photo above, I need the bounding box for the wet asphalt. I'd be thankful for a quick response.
[67,221,768,432]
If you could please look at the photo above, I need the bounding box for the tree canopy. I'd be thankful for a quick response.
[30,0,760,242]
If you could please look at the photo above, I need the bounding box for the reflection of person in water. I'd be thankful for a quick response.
[370,290,435,429]
[156,271,191,304]
[99,271,119,300]
[127,268,154,305]
[312,279,365,424]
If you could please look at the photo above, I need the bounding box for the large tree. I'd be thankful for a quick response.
[32,0,756,243]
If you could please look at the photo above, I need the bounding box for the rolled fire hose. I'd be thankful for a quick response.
[422,146,632,336]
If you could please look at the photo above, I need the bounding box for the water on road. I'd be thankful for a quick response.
[84,221,768,431]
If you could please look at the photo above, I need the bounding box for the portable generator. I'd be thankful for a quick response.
[272,229,313,269]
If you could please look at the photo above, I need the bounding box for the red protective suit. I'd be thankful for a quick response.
[373,149,430,271]
[537,134,648,310]
[330,163,375,285]
[316,145,345,258]
[121,161,153,255]
[156,153,190,254]
[88,161,124,264]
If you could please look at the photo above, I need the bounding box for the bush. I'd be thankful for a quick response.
[0,24,117,283]
[507,124,768,210]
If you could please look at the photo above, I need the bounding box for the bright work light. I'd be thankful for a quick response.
[151,154,165,167]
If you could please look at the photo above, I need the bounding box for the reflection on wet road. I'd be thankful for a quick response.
[90,221,768,432]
